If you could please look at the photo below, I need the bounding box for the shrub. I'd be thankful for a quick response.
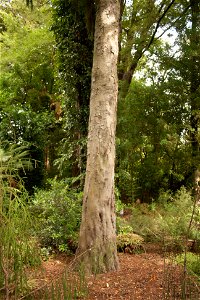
[115,195,125,215]
[116,216,133,234]
[117,233,144,254]
[175,252,200,277]
[130,187,197,245]
[31,179,82,254]
[158,188,194,236]
[129,205,161,241]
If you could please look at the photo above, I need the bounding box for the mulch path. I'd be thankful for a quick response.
[23,244,200,300]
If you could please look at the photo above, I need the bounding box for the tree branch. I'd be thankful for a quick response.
[151,3,191,45]
[146,0,176,50]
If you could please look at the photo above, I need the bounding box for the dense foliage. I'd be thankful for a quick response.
[1,0,199,200]
[0,0,63,191]
[32,179,82,253]
[0,144,41,298]
[117,0,200,202]
[51,0,93,180]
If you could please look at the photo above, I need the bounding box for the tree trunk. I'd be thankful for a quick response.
[76,0,120,273]
[190,0,200,200]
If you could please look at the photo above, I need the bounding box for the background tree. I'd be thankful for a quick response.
[189,0,200,197]
[117,0,200,203]
[118,0,188,99]
[0,0,63,191]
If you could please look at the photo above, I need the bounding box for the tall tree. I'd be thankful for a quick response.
[76,0,120,273]
[189,0,200,198]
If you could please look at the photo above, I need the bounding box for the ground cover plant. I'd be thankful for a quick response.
[175,252,200,277]
[117,233,144,254]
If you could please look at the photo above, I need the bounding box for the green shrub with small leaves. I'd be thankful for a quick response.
[117,233,144,254]
[158,188,194,237]
[129,204,161,241]
[175,252,200,277]
[31,179,82,254]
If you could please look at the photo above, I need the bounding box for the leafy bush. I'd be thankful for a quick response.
[117,233,144,254]
[158,188,194,237]
[115,194,125,215]
[31,179,82,254]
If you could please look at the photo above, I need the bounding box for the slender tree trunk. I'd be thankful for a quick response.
[190,0,200,199]
[76,0,120,274]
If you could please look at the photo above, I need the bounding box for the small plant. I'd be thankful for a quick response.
[117,233,144,254]
[115,193,124,215]
[162,186,200,299]
[40,246,53,261]
[162,253,200,300]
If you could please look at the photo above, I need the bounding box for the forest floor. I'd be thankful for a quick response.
[26,243,200,300]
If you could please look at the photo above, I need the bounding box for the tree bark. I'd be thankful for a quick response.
[190,0,200,200]
[76,0,120,273]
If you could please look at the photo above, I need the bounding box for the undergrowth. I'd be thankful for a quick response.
[129,187,199,248]
[0,144,41,300]
[20,263,88,300]
[175,252,200,277]
[31,179,82,255]
[117,233,144,254]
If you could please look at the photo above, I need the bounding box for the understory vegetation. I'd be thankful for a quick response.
[31,179,82,254]
[0,144,199,298]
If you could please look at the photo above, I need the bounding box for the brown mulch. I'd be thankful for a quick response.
[22,244,200,300]
[86,252,164,300]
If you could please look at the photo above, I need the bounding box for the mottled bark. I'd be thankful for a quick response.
[76,0,120,273]
[190,0,200,200]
